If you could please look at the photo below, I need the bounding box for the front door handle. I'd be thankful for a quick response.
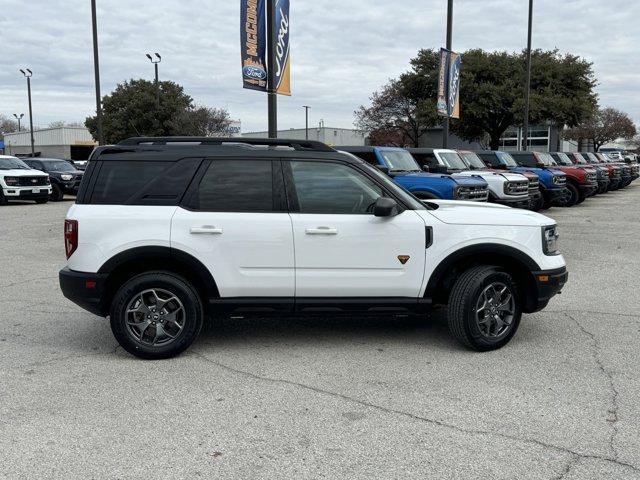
[190,226,223,234]
[305,227,338,235]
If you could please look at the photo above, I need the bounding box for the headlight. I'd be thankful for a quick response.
[552,175,563,184]
[454,186,468,199]
[3,176,19,186]
[45,176,51,184]
[61,174,73,181]
[542,225,560,256]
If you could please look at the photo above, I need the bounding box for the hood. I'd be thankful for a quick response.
[422,199,554,227]
[453,170,526,182]
[393,171,486,187]
[0,168,48,177]
[451,175,488,187]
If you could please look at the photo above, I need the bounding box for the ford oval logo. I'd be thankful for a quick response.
[243,65,267,80]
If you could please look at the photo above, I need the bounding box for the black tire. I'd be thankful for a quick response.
[447,265,522,351]
[0,189,7,206]
[564,183,580,206]
[110,271,203,359]
[35,198,49,204]
[50,183,64,202]
[530,195,544,211]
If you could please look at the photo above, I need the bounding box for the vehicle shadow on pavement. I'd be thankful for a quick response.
[197,308,457,351]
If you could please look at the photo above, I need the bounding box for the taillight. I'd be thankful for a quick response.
[64,219,78,259]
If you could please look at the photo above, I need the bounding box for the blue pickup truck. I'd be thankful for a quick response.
[340,146,489,202]
[476,150,568,209]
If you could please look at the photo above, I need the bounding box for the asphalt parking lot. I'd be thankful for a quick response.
[1,188,640,480]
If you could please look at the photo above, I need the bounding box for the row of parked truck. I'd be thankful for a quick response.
[339,147,640,211]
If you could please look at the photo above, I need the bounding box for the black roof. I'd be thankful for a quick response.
[91,137,353,162]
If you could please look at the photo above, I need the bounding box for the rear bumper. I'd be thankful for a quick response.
[527,266,568,313]
[59,267,108,316]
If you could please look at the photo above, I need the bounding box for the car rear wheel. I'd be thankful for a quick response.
[110,272,203,359]
[447,266,522,351]
[0,190,7,206]
[50,183,64,202]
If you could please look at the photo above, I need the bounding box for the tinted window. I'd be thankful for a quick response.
[41,160,76,172]
[290,161,383,214]
[194,160,274,212]
[91,161,168,204]
[348,151,379,166]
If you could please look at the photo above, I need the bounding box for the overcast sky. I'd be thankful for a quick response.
[1,0,639,133]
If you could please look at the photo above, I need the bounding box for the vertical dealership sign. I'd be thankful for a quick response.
[241,0,290,95]
[241,0,268,91]
[436,48,461,119]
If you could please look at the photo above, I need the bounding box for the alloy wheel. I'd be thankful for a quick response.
[125,288,185,346]
[475,282,515,339]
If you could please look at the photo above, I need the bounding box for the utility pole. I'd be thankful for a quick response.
[522,0,533,151]
[91,0,104,145]
[13,113,24,131]
[267,0,277,138]
[442,0,453,148]
[146,53,162,109]
[19,69,35,157]
[303,105,310,139]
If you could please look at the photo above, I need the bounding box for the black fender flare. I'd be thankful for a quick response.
[424,243,541,300]
[98,246,219,299]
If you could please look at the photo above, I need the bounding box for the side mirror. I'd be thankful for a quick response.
[431,164,449,174]
[376,165,390,176]
[422,165,430,172]
[494,164,507,170]
[373,197,399,217]
[536,162,546,168]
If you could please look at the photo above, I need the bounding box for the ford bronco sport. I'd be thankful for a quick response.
[59,138,568,359]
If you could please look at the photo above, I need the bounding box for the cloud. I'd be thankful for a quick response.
[1,0,638,133]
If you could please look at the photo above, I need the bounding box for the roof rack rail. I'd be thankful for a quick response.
[118,137,335,152]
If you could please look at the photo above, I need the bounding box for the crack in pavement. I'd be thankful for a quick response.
[564,312,621,463]
[546,309,640,319]
[188,350,640,475]
[552,455,580,480]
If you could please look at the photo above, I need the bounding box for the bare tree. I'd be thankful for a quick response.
[0,114,19,140]
[565,107,637,151]
[170,106,232,137]
[355,80,434,147]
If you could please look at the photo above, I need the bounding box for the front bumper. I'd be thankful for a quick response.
[527,266,568,313]
[579,184,598,197]
[542,186,568,205]
[59,267,108,316]
[493,196,531,209]
[2,186,52,199]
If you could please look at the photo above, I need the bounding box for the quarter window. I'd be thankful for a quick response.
[193,160,274,212]
[91,161,167,204]
[290,161,383,214]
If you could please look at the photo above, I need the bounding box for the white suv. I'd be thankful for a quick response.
[0,155,52,205]
[59,138,568,359]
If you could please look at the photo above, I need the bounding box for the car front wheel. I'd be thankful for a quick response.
[50,183,64,202]
[110,272,203,359]
[447,266,522,351]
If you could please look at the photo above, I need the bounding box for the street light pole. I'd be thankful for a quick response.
[146,53,162,109]
[19,69,35,157]
[267,0,277,138]
[91,0,104,145]
[522,0,533,151]
[442,0,453,148]
[303,106,310,139]
[13,113,24,131]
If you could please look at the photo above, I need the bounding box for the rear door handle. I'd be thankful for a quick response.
[305,227,338,235]
[190,226,223,234]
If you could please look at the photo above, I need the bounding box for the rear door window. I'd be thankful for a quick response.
[190,159,275,212]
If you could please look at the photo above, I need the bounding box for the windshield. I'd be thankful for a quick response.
[496,151,518,167]
[573,153,588,165]
[536,152,555,166]
[584,153,599,164]
[379,150,421,172]
[353,157,426,210]
[439,152,468,170]
[41,160,76,171]
[0,157,30,170]
[459,152,486,169]
[554,153,573,166]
